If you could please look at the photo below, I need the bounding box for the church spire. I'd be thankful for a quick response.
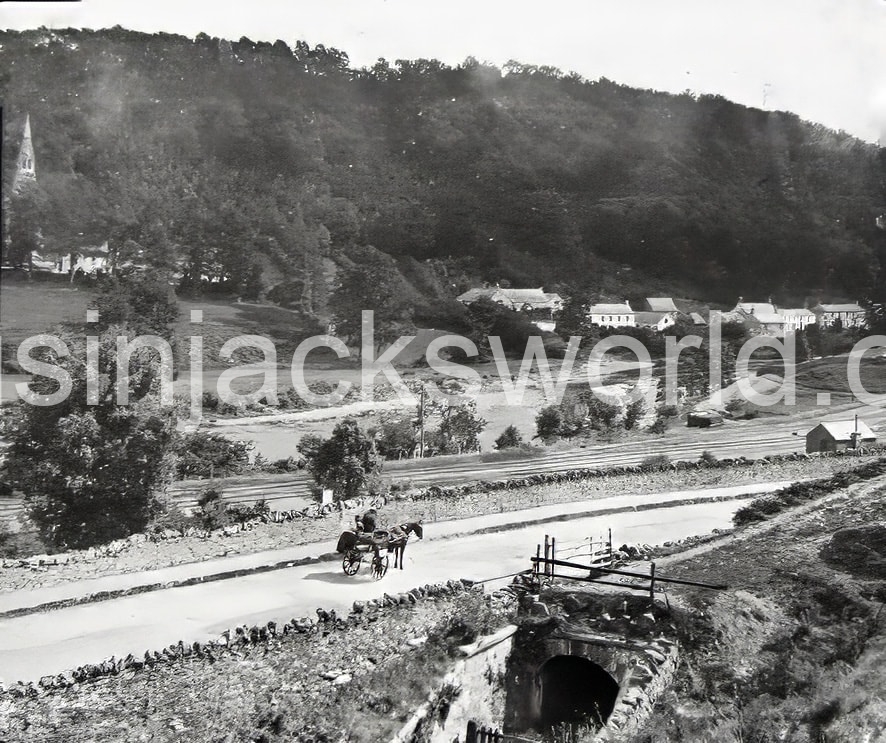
[12,114,37,193]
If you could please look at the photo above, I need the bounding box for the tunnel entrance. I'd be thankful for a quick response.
[538,655,620,730]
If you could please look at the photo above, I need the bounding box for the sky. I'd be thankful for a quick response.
[3,0,886,143]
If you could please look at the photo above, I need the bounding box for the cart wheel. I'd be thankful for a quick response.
[371,553,389,580]
[342,550,362,576]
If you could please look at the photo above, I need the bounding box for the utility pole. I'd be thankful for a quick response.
[418,385,425,458]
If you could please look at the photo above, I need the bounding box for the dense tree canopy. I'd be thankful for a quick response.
[1,27,884,320]
[297,419,381,500]
[2,329,178,549]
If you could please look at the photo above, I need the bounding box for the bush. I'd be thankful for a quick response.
[479,443,543,462]
[147,503,200,535]
[640,454,671,469]
[494,425,523,450]
[734,495,795,526]
[176,432,252,479]
[699,450,719,465]
[623,398,645,430]
[648,415,669,434]
[201,391,220,411]
[536,406,562,439]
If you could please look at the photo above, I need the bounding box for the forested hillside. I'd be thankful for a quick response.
[2,27,885,324]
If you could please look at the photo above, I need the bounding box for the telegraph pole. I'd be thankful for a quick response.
[418,385,425,458]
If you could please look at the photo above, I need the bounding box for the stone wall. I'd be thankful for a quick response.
[1,578,488,696]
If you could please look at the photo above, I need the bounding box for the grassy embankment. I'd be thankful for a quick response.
[632,469,886,741]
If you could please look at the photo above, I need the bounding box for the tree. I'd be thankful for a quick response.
[299,419,381,500]
[5,187,47,268]
[93,275,180,339]
[536,406,562,439]
[494,425,523,450]
[463,297,502,357]
[370,418,418,460]
[3,329,178,550]
[425,400,487,455]
[331,246,415,350]
[623,396,646,430]
[175,432,252,479]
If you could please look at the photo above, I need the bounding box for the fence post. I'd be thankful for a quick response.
[466,720,478,743]
[551,537,556,579]
[544,535,550,578]
[649,561,656,602]
[535,544,540,577]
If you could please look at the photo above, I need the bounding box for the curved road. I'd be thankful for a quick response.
[0,496,748,683]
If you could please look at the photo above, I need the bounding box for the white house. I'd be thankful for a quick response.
[53,241,111,277]
[587,301,635,328]
[634,311,676,332]
[811,303,867,329]
[778,308,817,334]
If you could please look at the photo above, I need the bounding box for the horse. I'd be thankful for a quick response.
[386,520,423,570]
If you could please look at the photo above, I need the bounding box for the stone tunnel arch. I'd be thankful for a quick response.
[538,654,620,729]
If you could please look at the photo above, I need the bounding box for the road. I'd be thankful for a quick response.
[0,497,744,683]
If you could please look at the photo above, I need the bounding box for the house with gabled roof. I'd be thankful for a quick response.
[729,299,785,336]
[587,301,635,328]
[778,308,817,333]
[811,302,867,329]
[806,419,876,453]
[727,298,818,337]
[634,311,677,332]
[645,297,679,313]
[457,285,563,331]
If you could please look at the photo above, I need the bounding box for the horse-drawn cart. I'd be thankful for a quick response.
[335,521,423,580]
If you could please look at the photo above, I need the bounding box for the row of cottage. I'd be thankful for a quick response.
[456,287,867,336]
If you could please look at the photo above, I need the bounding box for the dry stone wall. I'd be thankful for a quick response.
[1,578,504,696]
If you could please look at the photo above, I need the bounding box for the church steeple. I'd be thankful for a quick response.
[12,114,37,193]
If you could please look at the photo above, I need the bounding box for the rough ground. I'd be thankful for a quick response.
[630,476,886,742]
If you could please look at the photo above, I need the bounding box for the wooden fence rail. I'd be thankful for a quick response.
[465,720,536,742]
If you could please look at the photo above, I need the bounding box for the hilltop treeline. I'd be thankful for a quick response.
[2,27,885,321]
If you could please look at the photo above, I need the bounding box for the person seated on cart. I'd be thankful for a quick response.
[353,509,386,561]
[355,508,378,534]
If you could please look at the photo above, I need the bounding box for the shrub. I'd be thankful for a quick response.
[648,415,669,434]
[623,398,645,430]
[201,391,220,411]
[640,454,671,469]
[536,406,562,439]
[479,443,543,462]
[494,425,523,450]
[733,495,789,526]
[699,450,719,465]
[176,432,252,479]
[147,503,200,535]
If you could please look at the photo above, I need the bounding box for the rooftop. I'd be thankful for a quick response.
[810,419,876,441]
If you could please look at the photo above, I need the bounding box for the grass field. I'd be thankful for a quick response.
[0,279,453,371]
[0,280,97,347]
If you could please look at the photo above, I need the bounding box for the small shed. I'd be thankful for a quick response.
[687,411,724,428]
[806,419,876,454]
